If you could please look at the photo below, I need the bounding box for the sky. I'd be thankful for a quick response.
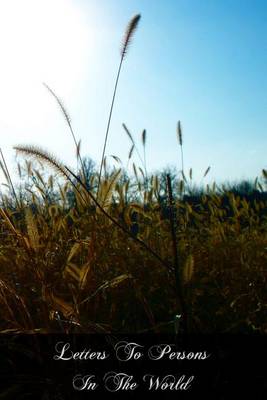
[0,0,266,184]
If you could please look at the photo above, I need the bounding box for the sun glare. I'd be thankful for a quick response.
[0,0,90,129]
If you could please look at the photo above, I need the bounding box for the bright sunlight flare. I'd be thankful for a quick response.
[0,0,90,129]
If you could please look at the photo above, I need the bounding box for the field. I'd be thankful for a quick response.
[0,151,266,334]
[0,14,266,335]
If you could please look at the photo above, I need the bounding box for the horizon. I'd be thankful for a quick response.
[0,0,266,186]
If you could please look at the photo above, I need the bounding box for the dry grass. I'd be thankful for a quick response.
[0,13,266,335]
[0,158,266,333]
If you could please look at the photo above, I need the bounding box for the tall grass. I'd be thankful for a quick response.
[0,150,266,333]
[0,14,266,335]
[97,14,141,196]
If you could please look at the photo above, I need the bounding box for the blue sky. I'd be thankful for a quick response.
[0,0,266,184]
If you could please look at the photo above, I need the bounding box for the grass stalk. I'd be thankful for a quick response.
[0,148,19,208]
[166,173,188,334]
[43,83,86,181]
[177,121,184,177]
[97,14,141,197]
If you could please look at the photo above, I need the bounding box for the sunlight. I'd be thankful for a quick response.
[0,0,91,129]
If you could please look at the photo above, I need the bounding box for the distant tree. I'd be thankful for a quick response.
[224,180,258,196]
[66,156,96,207]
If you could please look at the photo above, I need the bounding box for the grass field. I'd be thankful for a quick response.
[0,151,266,333]
[0,14,266,334]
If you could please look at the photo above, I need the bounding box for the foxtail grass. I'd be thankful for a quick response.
[97,14,141,197]
[177,120,184,177]
[14,144,173,273]
[43,83,86,180]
